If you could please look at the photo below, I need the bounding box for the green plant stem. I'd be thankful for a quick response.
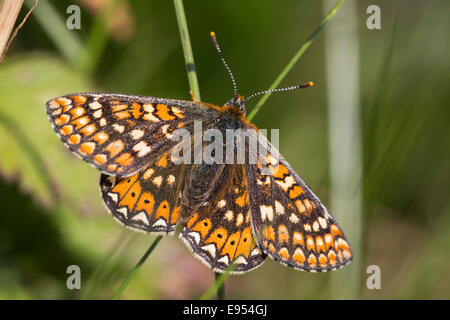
[200,264,236,300]
[246,0,347,121]
[112,235,162,300]
[173,0,225,300]
[215,273,225,300]
[173,0,201,101]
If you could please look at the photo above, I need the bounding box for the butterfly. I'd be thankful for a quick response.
[45,32,352,274]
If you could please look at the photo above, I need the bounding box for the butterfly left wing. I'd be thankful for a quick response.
[46,93,203,177]
[246,130,352,272]
[180,164,266,274]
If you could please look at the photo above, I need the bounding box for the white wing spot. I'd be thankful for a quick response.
[188,231,201,245]
[143,104,160,122]
[93,109,102,118]
[234,256,248,265]
[152,218,168,228]
[143,168,154,180]
[276,175,296,191]
[130,129,144,140]
[274,200,285,215]
[289,213,300,223]
[250,247,262,257]
[133,141,151,157]
[260,205,274,222]
[236,213,244,227]
[318,217,328,229]
[224,210,233,221]
[108,192,118,203]
[201,244,217,258]
[217,199,226,208]
[113,124,125,133]
[313,221,320,232]
[161,124,173,138]
[167,175,175,185]
[218,255,230,266]
[152,176,163,188]
[132,212,149,226]
[89,101,102,110]
[117,207,128,218]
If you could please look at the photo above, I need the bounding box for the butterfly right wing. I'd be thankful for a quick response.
[46,93,209,177]
[245,129,352,272]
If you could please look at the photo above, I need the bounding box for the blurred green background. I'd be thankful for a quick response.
[0,0,448,299]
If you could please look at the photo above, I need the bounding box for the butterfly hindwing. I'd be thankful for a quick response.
[46,93,203,176]
[246,131,352,272]
[100,150,188,234]
[180,164,266,274]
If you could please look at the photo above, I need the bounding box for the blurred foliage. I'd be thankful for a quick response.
[0,0,448,299]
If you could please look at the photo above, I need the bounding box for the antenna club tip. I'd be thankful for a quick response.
[210,31,216,37]
[307,81,314,87]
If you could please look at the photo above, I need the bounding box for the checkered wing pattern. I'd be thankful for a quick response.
[100,151,188,234]
[46,90,352,274]
[246,131,352,272]
[180,164,266,274]
[46,93,203,177]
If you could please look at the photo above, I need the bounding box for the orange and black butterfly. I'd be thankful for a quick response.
[45,33,351,274]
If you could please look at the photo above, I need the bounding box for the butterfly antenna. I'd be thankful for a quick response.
[210,31,238,98]
[244,81,314,103]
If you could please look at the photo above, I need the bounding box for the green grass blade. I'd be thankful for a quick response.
[112,235,163,300]
[81,231,134,299]
[173,0,226,300]
[246,0,347,121]
[173,0,201,101]
[214,273,225,300]
[77,4,109,73]
[199,264,237,300]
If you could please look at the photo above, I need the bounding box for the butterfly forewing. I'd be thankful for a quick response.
[46,93,203,176]
[246,131,352,272]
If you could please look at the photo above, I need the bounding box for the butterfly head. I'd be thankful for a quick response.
[224,94,246,114]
